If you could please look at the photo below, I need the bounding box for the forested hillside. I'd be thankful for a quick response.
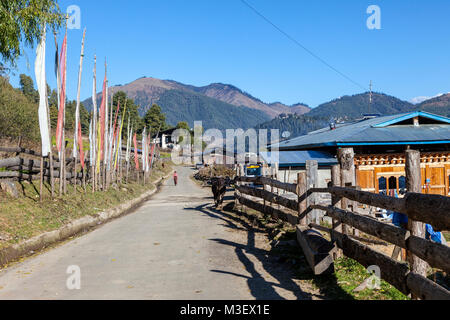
[307,92,415,121]
[417,93,450,117]
[256,114,330,139]
[82,77,308,127]
[255,92,417,139]
[156,89,270,129]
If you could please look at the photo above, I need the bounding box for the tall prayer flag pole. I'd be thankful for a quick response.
[73,28,86,193]
[35,27,51,202]
[92,56,98,192]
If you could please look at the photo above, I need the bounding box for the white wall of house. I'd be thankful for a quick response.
[271,167,331,188]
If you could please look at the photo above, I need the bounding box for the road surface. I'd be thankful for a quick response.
[0,167,314,300]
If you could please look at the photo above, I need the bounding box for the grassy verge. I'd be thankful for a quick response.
[0,161,173,250]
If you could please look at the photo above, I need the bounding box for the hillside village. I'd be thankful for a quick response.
[0,0,449,305]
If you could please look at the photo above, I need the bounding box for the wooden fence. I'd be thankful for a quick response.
[234,149,450,300]
[0,146,160,190]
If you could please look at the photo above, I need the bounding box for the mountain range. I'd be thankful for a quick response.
[257,91,450,139]
[83,76,450,134]
[82,77,310,130]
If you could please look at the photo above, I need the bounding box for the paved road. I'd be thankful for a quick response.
[0,167,312,300]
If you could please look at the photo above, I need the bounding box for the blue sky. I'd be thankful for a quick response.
[9,0,450,108]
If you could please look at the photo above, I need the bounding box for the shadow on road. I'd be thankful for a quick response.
[184,200,355,300]
[185,203,314,300]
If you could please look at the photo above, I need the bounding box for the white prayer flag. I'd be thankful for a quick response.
[142,128,147,171]
[89,117,94,165]
[35,27,51,156]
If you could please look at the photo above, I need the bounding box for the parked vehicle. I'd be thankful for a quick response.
[195,163,205,170]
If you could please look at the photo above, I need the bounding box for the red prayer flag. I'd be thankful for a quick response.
[55,34,67,152]
[99,75,107,161]
[112,100,120,139]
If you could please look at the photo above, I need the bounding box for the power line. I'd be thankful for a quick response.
[240,0,368,91]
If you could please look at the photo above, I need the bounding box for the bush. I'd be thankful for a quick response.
[194,165,236,181]
[0,77,40,142]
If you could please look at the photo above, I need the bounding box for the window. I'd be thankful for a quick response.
[378,177,387,193]
[399,176,406,194]
[388,176,397,192]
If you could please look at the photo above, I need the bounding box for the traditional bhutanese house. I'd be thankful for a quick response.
[273,111,450,196]
[155,128,180,150]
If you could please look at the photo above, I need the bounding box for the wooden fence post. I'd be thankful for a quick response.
[39,155,44,202]
[234,165,239,209]
[263,164,267,208]
[297,172,307,226]
[337,147,356,235]
[331,164,343,258]
[240,164,245,213]
[405,150,428,299]
[306,160,318,225]
[269,166,274,215]
[273,163,280,215]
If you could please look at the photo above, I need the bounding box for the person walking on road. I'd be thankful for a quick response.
[173,171,178,186]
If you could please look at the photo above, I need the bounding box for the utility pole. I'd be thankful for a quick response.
[368,80,373,114]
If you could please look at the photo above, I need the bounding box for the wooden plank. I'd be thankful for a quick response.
[328,186,406,213]
[331,165,342,258]
[1,158,67,171]
[236,193,298,226]
[407,235,450,274]
[297,172,307,226]
[312,204,410,248]
[0,157,22,168]
[0,171,34,181]
[406,272,450,300]
[237,185,298,212]
[0,147,40,157]
[310,223,388,246]
[327,186,450,230]
[235,176,297,194]
[0,169,83,181]
[296,226,335,275]
[306,160,319,224]
[403,193,450,231]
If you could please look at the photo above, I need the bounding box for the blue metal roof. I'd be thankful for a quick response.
[260,150,338,167]
[274,111,450,150]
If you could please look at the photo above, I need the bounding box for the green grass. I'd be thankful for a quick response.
[331,257,408,300]
[0,161,173,250]
[160,152,172,159]
[444,232,450,242]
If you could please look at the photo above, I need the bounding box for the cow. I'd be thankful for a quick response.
[211,177,233,209]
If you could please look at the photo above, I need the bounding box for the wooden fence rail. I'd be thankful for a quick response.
[233,165,450,300]
[237,185,298,212]
[236,176,297,194]
[322,186,450,231]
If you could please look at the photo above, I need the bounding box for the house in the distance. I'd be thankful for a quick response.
[155,128,180,150]
[271,111,450,196]
[260,150,338,188]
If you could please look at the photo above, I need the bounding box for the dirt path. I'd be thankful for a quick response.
[0,167,320,300]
